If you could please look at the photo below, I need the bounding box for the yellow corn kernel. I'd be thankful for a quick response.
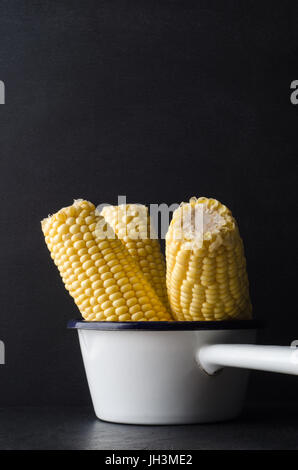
[41,199,173,321]
[101,204,169,309]
[166,197,252,321]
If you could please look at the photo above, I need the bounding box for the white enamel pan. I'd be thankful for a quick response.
[68,320,298,424]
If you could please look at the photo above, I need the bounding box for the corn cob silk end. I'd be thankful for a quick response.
[166,197,252,321]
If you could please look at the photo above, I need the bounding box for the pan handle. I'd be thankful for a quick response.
[197,344,298,375]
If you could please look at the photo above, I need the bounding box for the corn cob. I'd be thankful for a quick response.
[101,204,169,309]
[166,197,252,321]
[41,199,172,321]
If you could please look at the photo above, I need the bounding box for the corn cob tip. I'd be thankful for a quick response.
[41,199,96,233]
[166,197,237,253]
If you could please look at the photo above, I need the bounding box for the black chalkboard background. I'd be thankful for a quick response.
[0,1,297,406]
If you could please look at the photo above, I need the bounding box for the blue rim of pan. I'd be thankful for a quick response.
[67,319,261,331]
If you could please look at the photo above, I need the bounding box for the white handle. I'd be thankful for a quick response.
[198,344,298,375]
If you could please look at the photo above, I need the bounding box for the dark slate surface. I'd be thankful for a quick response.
[0,403,297,450]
